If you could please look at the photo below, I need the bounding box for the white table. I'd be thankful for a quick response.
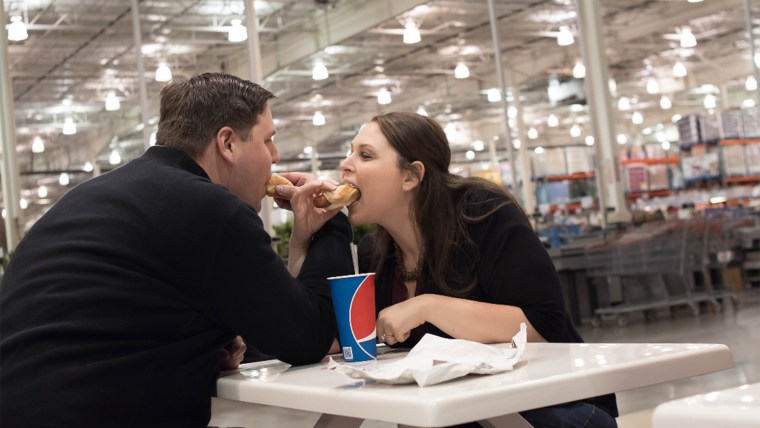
[217,342,734,428]
[652,381,760,428]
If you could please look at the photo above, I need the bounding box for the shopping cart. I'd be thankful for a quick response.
[584,219,723,327]
[699,213,756,308]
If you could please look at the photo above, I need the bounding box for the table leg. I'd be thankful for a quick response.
[314,414,364,428]
[480,412,533,428]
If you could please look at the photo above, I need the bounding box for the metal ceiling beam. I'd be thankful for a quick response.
[610,0,743,42]
[228,0,429,78]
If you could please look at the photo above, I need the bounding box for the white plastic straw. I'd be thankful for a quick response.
[350,243,359,275]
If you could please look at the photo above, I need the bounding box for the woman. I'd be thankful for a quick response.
[338,112,617,428]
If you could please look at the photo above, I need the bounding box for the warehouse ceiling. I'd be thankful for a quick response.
[2,0,759,226]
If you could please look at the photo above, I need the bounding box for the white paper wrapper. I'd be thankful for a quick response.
[327,323,527,387]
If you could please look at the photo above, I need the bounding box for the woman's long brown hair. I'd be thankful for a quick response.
[368,112,527,296]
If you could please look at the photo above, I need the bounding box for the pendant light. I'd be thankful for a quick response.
[454,62,470,79]
[312,111,326,126]
[377,87,392,105]
[403,21,421,44]
[557,26,574,46]
[62,117,77,135]
[679,28,697,48]
[673,61,687,78]
[228,19,247,42]
[572,61,585,79]
[312,61,329,81]
[105,91,120,111]
[155,63,172,82]
[7,15,28,41]
[32,136,45,153]
[659,95,673,110]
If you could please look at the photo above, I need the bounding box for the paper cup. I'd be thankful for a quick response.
[328,273,376,362]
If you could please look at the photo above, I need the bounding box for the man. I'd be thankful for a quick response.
[0,73,353,427]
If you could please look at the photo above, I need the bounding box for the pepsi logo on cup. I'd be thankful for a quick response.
[328,273,377,362]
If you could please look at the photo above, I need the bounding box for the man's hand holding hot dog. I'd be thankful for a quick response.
[267,173,345,276]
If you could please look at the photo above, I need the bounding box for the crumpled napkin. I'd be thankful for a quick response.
[327,322,527,387]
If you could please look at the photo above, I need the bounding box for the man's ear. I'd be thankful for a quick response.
[402,160,425,191]
[215,127,236,163]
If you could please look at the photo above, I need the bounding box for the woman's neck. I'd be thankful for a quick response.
[385,218,423,272]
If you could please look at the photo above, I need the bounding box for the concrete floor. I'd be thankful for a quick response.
[209,295,760,428]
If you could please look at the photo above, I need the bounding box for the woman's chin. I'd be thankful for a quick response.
[346,206,364,225]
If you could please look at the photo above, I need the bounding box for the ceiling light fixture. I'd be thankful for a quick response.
[632,111,643,125]
[109,149,122,165]
[37,185,48,198]
[679,27,697,48]
[465,150,475,160]
[570,124,581,138]
[487,88,501,103]
[547,114,559,127]
[743,98,757,108]
[62,117,77,135]
[7,15,28,41]
[105,91,120,111]
[703,94,717,109]
[617,134,628,145]
[59,173,70,186]
[673,61,687,78]
[403,21,421,44]
[83,161,94,172]
[534,146,544,154]
[572,61,585,79]
[528,127,539,140]
[32,136,45,153]
[557,26,574,46]
[312,61,329,81]
[646,77,660,94]
[155,63,172,82]
[228,19,247,42]
[585,136,595,146]
[377,87,392,105]
[746,76,758,91]
[312,111,326,126]
[454,62,470,79]
[618,97,631,111]
[660,95,673,110]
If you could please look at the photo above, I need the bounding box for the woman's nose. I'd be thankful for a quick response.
[338,156,352,173]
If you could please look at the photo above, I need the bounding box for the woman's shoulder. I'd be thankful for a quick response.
[459,183,511,215]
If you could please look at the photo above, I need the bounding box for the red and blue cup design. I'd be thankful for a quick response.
[328,273,376,362]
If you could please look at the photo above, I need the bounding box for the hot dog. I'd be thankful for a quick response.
[266,175,293,197]
[267,175,360,210]
[313,184,361,210]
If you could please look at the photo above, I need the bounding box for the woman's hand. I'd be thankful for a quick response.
[378,295,545,344]
[376,295,430,345]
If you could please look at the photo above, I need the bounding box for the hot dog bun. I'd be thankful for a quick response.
[266,175,293,197]
[313,184,361,210]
